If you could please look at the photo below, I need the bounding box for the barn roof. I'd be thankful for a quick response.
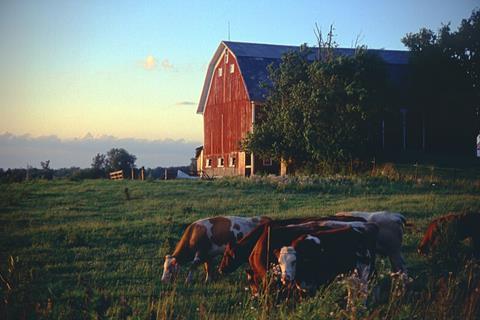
[197,41,410,114]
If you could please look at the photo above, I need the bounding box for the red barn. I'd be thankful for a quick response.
[197,41,410,177]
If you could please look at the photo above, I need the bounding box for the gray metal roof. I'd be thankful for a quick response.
[197,41,409,114]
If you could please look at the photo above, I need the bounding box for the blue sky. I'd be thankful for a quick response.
[0,0,477,168]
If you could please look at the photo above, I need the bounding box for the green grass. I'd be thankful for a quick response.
[1,177,480,319]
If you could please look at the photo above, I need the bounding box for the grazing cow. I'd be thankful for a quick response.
[418,212,480,257]
[276,224,378,308]
[276,224,378,289]
[218,216,367,276]
[161,216,267,283]
[335,211,407,272]
[244,221,367,295]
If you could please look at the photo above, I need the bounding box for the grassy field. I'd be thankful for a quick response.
[1,176,480,319]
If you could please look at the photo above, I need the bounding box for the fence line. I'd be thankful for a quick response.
[109,170,124,180]
[109,167,146,181]
[363,158,480,182]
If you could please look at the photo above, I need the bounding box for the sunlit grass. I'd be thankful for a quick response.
[0,177,479,318]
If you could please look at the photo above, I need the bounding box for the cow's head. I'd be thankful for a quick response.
[277,246,297,285]
[418,218,457,256]
[418,233,433,255]
[418,220,448,256]
[218,242,240,274]
[161,255,179,283]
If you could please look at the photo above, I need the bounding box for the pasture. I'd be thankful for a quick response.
[1,176,480,319]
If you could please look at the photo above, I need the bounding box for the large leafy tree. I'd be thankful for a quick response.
[402,9,480,153]
[242,44,392,172]
[101,148,137,172]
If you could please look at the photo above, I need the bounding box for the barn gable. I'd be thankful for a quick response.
[197,41,410,114]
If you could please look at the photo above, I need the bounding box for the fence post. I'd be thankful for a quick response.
[430,166,435,183]
[164,168,168,180]
[371,157,376,176]
[141,167,145,181]
[414,162,418,181]
[131,168,134,180]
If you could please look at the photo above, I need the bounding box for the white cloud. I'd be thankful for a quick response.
[143,55,157,70]
[175,101,196,106]
[161,59,174,70]
[0,132,202,169]
[140,56,175,71]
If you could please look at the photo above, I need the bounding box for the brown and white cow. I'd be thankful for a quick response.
[243,221,365,295]
[418,212,480,257]
[276,223,378,288]
[161,216,268,283]
[335,211,407,273]
[218,216,367,276]
[276,224,378,307]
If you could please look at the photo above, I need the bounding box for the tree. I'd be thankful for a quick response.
[89,153,107,178]
[402,9,480,153]
[91,153,106,171]
[242,40,392,173]
[105,148,136,173]
[40,160,53,180]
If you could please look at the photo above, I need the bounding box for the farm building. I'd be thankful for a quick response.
[196,41,410,176]
[196,41,476,177]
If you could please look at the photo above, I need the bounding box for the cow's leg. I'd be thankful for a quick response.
[246,269,259,297]
[203,259,217,283]
[185,252,203,284]
[185,269,194,284]
[388,253,411,299]
[346,268,369,314]
[389,252,407,274]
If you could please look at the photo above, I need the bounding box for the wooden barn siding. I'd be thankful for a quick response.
[203,50,252,174]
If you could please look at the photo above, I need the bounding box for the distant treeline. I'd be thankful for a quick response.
[0,166,192,183]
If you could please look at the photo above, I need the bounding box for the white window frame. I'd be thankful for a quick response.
[218,67,223,77]
[206,158,212,168]
[262,158,273,166]
[217,157,224,167]
[229,63,235,74]
[229,155,236,167]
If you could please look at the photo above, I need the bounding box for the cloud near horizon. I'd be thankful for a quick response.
[175,101,196,106]
[0,132,201,169]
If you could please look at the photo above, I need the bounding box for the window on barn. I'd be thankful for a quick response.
[245,152,252,166]
[263,158,273,166]
[218,67,223,77]
[224,50,229,63]
[206,158,212,168]
[217,157,224,167]
[229,63,235,74]
[229,155,236,167]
